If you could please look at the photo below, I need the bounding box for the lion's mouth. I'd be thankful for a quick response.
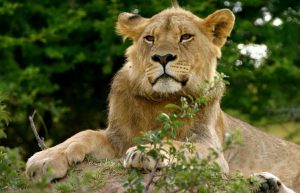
[151,73,188,86]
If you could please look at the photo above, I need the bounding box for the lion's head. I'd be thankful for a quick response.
[117,6,234,98]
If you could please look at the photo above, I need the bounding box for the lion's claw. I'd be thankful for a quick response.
[123,146,167,172]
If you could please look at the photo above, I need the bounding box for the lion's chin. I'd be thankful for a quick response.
[152,78,182,94]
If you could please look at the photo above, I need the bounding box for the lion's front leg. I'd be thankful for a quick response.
[26,130,115,181]
[123,140,229,173]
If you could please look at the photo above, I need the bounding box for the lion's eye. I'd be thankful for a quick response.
[180,34,193,43]
[144,35,155,43]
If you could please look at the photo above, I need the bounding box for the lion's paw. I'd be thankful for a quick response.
[254,172,295,193]
[26,143,86,181]
[26,149,68,181]
[123,146,167,172]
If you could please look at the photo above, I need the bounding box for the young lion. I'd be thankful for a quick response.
[26,5,299,193]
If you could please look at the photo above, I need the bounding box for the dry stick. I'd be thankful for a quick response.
[143,160,159,193]
[29,110,47,150]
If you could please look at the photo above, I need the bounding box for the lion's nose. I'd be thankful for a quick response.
[151,54,177,67]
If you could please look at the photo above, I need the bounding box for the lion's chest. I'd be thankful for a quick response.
[129,108,193,141]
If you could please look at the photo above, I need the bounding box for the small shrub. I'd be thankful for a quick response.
[123,75,260,193]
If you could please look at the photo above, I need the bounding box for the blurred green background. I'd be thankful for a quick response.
[0,0,299,159]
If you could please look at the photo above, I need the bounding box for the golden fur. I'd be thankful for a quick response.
[26,6,300,192]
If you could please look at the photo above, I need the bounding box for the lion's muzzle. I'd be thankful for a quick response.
[151,53,177,67]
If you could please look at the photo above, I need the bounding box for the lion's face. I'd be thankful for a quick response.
[117,7,234,97]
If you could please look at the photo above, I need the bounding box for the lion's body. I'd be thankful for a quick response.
[26,6,300,192]
[106,56,300,191]
[225,115,300,190]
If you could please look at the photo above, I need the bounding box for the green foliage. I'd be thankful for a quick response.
[0,0,299,157]
[124,170,145,193]
[0,93,27,191]
[0,94,9,138]
[0,147,27,191]
[0,0,299,191]
[0,1,297,192]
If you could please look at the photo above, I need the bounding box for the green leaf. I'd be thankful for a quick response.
[146,149,159,159]
[133,137,147,143]
[164,104,181,110]
[157,113,170,122]
[173,120,184,127]
[0,129,7,139]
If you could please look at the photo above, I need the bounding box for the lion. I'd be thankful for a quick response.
[26,4,300,193]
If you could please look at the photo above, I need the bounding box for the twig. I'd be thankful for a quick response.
[29,110,47,150]
[171,0,179,8]
[143,160,159,193]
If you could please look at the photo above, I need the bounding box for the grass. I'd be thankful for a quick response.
[226,109,300,144]
[54,158,126,192]
[6,158,127,193]
[262,122,300,144]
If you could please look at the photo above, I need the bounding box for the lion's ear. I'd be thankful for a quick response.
[202,9,235,47]
[116,12,149,41]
